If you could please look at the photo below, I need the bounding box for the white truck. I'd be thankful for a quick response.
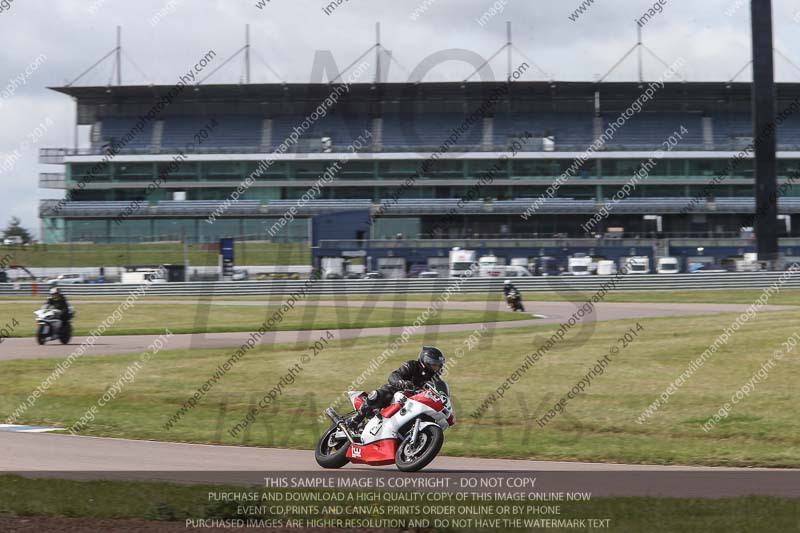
[596,260,617,276]
[621,256,650,274]
[321,257,345,279]
[734,253,762,272]
[377,257,407,279]
[567,254,593,276]
[479,265,532,277]
[120,269,166,284]
[449,248,477,277]
[478,254,505,268]
[656,257,680,274]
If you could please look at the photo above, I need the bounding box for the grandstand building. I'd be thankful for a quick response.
[39,81,800,264]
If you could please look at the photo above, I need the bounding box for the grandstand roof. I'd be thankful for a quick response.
[51,81,800,124]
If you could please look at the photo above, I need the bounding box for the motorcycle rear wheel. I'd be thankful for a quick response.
[59,323,72,344]
[395,424,443,472]
[36,325,47,345]
[315,424,351,469]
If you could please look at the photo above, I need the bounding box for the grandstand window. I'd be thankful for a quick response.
[777,159,800,179]
[558,186,595,199]
[383,186,432,199]
[338,161,375,179]
[731,185,753,197]
[687,158,752,178]
[512,159,594,177]
[600,157,668,177]
[245,161,287,179]
[421,159,464,178]
[70,190,109,202]
[244,218,308,242]
[328,187,374,199]
[65,220,110,243]
[643,186,685,197]
[154,219,198,242]
[111,219,152,242]
[202,161,242,180]
[513,186,548,196]
[158,161,198,181]
[72,163,111,180]
[198,218,242,242]
[602,159,645,177]
[378,160,419,179]
[190,189,224,200]
[116,163,155,181]
[295,161,328,178]
[468,159,507,178]
[667,159,687,176]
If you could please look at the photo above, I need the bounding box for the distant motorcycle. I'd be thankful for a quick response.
[317,382,455,472]
[34,306,74,345]
[506,290,525,312]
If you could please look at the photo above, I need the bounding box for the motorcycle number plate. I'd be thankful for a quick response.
[351,446,362,457]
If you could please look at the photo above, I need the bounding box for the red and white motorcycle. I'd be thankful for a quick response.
[316,382,455,472]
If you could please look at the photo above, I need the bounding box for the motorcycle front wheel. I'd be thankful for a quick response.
[395,424,444,472]
[315,424,351,469]
[36,325,47,345]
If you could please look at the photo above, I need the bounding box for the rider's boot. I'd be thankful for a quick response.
[348,403,371,430]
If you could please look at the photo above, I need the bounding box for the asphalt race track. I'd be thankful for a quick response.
[2,300,793,360]
[2,431,799,497]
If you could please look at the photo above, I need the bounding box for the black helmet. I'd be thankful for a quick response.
[419,346,445,374]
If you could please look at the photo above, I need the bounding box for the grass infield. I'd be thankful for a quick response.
[1,307,798,467]
[0,300,530,337]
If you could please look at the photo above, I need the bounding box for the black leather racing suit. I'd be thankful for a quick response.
[354,360,447,422]
[503,284,517,298]
[47,294,71,322]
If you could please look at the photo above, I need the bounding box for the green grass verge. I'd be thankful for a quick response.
[0,301,530,337]
[0,476,798,532]
[0,242,309,267]
[2,308,799,467]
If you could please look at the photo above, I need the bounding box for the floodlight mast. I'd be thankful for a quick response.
[750,0,779,264]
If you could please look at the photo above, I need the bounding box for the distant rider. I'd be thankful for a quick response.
[46,287,71,324]
[503,280,525,311]
[349,346,448,429]
[502,279,517,298]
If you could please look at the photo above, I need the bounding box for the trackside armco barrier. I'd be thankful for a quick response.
[4,272,800,297]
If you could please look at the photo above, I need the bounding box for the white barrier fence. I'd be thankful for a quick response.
[3,272,800,296]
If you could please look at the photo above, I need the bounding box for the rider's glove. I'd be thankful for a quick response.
[397,380,414,391]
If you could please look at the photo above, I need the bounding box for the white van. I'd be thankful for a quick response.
[47,273,86,284]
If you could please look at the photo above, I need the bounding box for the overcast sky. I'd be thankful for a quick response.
[1,0,799,237]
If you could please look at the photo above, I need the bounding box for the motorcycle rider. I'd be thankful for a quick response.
[503,279,525,311]
[46,287,71,325]
[502,279,517,298]
[349,346,448,429]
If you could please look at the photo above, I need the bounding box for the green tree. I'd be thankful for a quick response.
[3,216,33,244]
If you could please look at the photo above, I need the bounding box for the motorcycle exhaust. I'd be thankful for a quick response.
[325,407,356,444]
